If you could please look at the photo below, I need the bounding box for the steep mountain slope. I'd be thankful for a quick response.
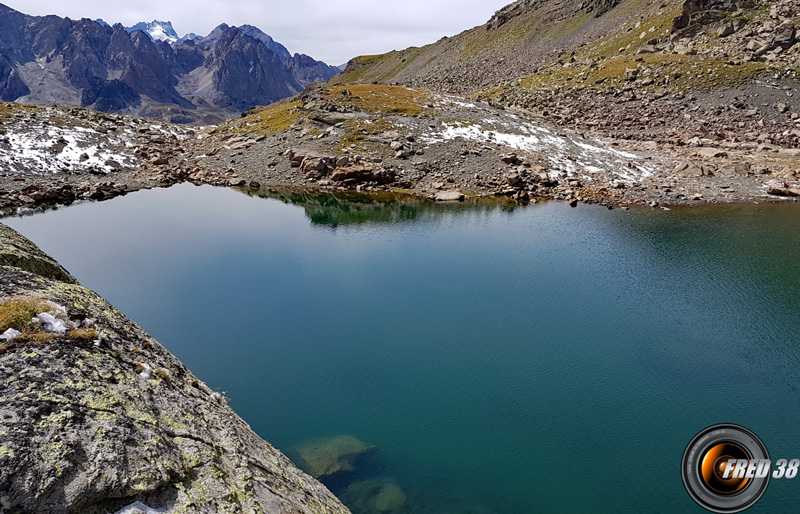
[0,4,339,123]
[336,0,798,97]
[336,0,642,92]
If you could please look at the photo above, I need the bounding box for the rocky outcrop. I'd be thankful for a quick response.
[205,27,301,111]
[0,223,350,514]
[672,0,738,30]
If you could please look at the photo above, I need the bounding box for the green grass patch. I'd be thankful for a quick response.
[481,54,770,99]
[324,84,433,116]
[224,100,303,136]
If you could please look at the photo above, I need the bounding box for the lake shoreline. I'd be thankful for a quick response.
[1,93,799,215]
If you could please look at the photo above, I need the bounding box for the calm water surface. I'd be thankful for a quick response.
[5,184,800,513]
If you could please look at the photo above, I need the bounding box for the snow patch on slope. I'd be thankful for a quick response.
[0,109,138,176]
[423,118,656,184]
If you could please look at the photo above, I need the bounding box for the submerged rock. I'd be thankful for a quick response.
[340,479,407,514]
[375,484,407,512]
[0,222,349,514]
[292,435,377,478]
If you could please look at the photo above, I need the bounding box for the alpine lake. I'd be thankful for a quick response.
[5,182,800,513]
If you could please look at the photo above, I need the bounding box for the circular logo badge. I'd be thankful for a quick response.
[682,424,770,513]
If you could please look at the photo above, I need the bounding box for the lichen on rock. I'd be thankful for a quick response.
[0,222,350,514]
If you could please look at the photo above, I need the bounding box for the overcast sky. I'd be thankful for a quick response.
[10,1,511,65]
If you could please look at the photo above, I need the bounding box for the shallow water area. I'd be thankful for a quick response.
[5,183,800,513]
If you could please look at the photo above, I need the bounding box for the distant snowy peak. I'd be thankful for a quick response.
[125,20,180,44]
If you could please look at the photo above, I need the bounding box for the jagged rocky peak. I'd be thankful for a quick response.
[197,23,231,46]
[125,20,180,43]
[0,3,340,123]
[238,24,292,61]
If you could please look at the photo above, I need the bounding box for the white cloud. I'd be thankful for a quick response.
[10,0,511,64]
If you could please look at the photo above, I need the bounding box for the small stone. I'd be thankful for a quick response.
[435,191,465,202]
[695,148,728,159]
[718,23,736,38]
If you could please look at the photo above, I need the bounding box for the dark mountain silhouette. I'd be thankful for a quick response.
[0,4,340,123]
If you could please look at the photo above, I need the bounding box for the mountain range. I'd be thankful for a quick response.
[0,3,340,123]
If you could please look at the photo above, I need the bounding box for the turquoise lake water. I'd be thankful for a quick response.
[5,183,800,513]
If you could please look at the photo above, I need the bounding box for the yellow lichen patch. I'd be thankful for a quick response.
[226,100,303,136]
[161,415,188,432]
[0,446,14,457]
[82,390,122,411]
[323,84,433,117]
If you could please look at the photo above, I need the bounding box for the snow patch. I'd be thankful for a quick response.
[0,121,135,176]
[0,328,21,341]
[138,363,152,380]
[423,119,656,184]
[32,312,68,334]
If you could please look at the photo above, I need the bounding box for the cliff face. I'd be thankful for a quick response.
[0,223,350,514]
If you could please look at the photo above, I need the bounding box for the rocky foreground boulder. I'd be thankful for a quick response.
[0,223,349,514]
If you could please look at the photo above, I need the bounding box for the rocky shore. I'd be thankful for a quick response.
[1,81,798,216]
[0,223,350,513]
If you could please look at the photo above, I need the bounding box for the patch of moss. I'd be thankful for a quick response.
[335,118,395,153]
[482,54,770,99]
[323,84,433,117]
[224,100,303,136]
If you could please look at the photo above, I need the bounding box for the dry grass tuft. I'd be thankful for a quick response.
[68,328,99,340]
[0,298,50,332]
[323,84,433,116]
